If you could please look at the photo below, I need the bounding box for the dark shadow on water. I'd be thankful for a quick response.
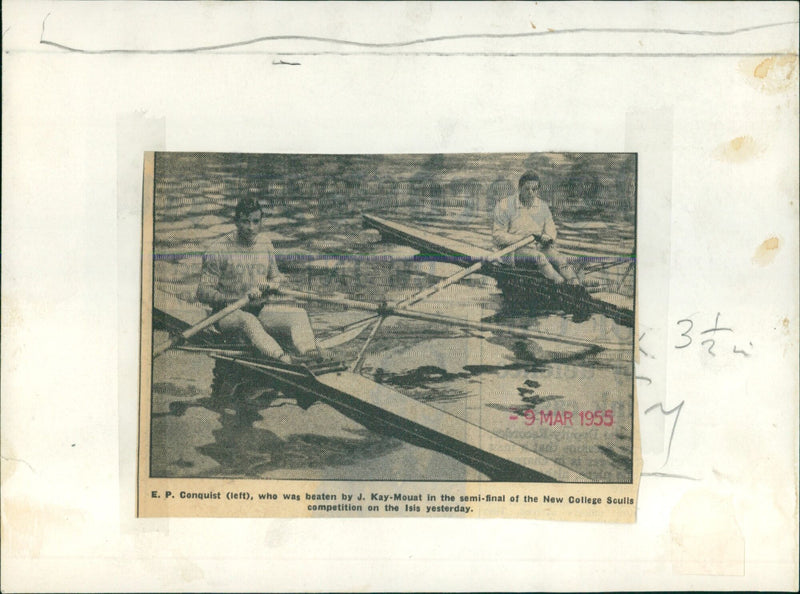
[156,358,404,477]
[373,365,465,388]
[372,360,547,392]
[197,412,403,477]
[597,445,632,470]
[485,394,565,415]
[481,302,562,324]
[485,376,565,415]
[152,381,204,397]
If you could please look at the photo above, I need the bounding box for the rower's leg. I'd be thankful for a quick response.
[520,246,566,284]
[217,310,288,361]
[259,305,318,355]
[544,246,580,285]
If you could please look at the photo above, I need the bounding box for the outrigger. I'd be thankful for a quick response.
[152,228,630,482]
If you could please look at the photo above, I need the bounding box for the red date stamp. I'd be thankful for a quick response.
[509,409,614,427]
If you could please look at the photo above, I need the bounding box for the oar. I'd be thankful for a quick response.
[272,287,628,351]
[392,232,541,309]
[350,317,386,373]
[152,295,250,357]
[345,233,544,367]
[318,233,541,348]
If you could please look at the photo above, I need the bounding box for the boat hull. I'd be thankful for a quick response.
[362,213,634,327]
[152,300,590,482]
[208,351,588,483]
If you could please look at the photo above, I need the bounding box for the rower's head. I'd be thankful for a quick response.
[234,197,263,245]
[518,172,541,206]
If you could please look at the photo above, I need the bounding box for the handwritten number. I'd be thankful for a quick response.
[645,401,684,467]
[701,339,716,356]
[675,319,693,349]
[700,312,733,335]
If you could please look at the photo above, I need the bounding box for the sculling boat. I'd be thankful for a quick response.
[361,213,635,327]
[151,215,636,482]
[152,289,591,482]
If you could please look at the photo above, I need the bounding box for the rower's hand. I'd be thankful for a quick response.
[501,235,523,248]
[539,234,554,247]
[259,281,280,295]
[247,287,262,301]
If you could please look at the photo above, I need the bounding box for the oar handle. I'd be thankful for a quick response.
[153,295,251,357]
[182,295,251,340]
[489,233,541,261]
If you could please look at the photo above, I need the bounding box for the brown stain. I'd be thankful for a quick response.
[3,297,24,330]
[781,316,791,335]
[713,135,761,163]
[0,499,88,559]
[1,500,44,558]
[740,55,798,94]
[752,236,781,266]
[754,56,791,79]
[530,22,536,30]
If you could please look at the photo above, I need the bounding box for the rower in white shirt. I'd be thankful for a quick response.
[492,172,581,286]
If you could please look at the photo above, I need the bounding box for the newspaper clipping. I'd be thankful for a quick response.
[138,151,640,521]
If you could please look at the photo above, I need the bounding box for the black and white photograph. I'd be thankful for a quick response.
[144,152,636,490]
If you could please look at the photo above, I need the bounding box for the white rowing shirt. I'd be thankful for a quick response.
[196,231,284,305]
[492,195,558,249]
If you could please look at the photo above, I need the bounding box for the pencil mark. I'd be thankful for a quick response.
[0,454,36,473]
[39,19,798,54]
[675,318,693,349]
[635,375,652,384]
[701,338,716,356]
[638,331,650,357]
[264,51,799,58]
[272,59,301,66]
[641,472,699,481]
[40,12,51,42]
[700,312,733,335]
[644,400,684,467]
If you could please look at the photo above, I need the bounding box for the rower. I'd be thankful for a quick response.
[196,197,320,364]
[492,171,582,286]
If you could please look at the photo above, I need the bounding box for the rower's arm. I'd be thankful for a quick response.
[266,247,285,284]
[543,205,558,242]
[196,253,229,307]
[492,202,519,248]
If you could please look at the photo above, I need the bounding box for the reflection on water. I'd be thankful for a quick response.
[199,408,404,478]
[151,357,406,479]
[151,153,635,482]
